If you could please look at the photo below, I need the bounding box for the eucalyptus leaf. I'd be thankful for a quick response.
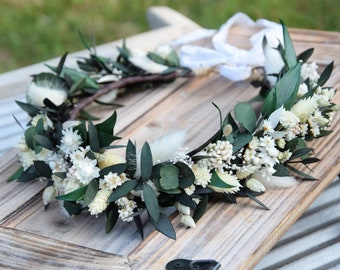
[83,179,99,207]
[88,121,99,152]
[317,61,334,87]
[56,185,87,201]
[108,180,138,202]
[143,182,160,222]
[150,212,176,240]
[232,132,253,153]
[95,111,120,148]
[160,164,179,190]
[193,194,209,222]
[7,167,24,182]
[289,148,313,160]
[140,142,153,181]
[281,20,297,68]
[63,201,83,215]
[273,163,290,177]
[234,103,257,133]
[175,192,196,209]
[126,140,137,176]
[17,166,40,182]
[69,77,86,94]
[297,48,314,63]
[56,52,68,77]
[134,215,144,239]
[99,163,127,178]
[287,164,317,180]
[105,206,119,234]
[176,162,195,189]
[15,101,40,117]
[34,135,55,150]
[33,160,52,178]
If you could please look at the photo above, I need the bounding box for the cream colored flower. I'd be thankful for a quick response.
[246,178,266,192]
[42,186,57,206]
[27,81,67,107]
[99,172,127,190]
[97,151,126,169]
[128,48,168,74]
[88,189,112,216]
[175,202,191,215]
[208,171,241,194]
[291,97,318,122]
[180,214,196,228]
[192,164,211,188]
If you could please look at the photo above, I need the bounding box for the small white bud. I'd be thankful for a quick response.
[42,186,57,206]
[180,214,196,228]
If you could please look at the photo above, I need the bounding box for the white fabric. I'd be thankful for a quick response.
[178,12,282,81]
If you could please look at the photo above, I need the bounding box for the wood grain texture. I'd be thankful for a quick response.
[0,16,339,270]
[0,226,130,270]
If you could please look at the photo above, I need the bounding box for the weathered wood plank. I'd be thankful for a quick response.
[0,20,339,270]
[0,226,130,270]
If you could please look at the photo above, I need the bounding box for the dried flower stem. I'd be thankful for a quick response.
[69,71,193,120]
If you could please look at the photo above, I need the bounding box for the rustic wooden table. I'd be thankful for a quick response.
[0,7,339,270]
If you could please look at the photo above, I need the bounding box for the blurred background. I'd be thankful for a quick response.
[1,0,339,73]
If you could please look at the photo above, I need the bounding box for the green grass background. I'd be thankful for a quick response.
[1,0,339,73]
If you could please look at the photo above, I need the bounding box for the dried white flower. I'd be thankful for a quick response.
[246,178,266,192]
[59,128,83,155]
[192,164,211,188]
[88,189,112,216]
[26,78,67,107]
[42,186,57,206]
[180,214,196,228]
[128,48,169,74]
[291,97,318,122]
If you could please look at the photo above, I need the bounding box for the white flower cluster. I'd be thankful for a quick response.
[200,140,234,171]
[116,197,137,222]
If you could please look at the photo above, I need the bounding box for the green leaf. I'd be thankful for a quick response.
[289,148,313,160]
[286,164,317,180]
[63,201,83,215]
[83,179,99,207]
[223,112,238,132]
[7,167,24,182]
[34,135,55,150]
[212,102,223,129]
[160,165,179,190]
[175,192,196,209]
[302,157,320,165]
[33,160,52,178]
[234,103,257,133]
[99,163,127,178]
[243,191,269,210]
[140,142,153,181]
[95,111,120,148]
[134,215,144,239]
[69,77,86,94]
[15,101,40,117]
[24,127,37,149]
[105,205,119,234]
[143,182,160,222]
[108,180,138,202]
[126,140,137,176]
[56,52,68,77]
[318,61,334,87]
[176,162,195,189]
[275,63,301,110]
[150,213,176,240]
[17,166,40,182]
[56,185,87,201]
[232,132,253,153]
[74,121,88,142]
[281,20,297,68]
[273,164,290,177]
[262,90,276,117]
[78,30,92,51]
[88,121,99,152]
[193,194,209,222]
[209,170,235,189]
[297,48,314,63]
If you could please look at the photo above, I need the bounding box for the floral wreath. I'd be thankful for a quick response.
[9,21,338,239]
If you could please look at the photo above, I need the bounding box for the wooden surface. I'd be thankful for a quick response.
[0,8,339,270]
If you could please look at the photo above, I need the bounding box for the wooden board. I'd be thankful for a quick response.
[0,18,339,270]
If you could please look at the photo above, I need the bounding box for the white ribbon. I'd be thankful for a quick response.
[178,12,282,81]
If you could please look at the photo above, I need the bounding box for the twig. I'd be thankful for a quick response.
[69,71,193,120]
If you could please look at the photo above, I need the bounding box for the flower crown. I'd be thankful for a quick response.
[9,22,338,239]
